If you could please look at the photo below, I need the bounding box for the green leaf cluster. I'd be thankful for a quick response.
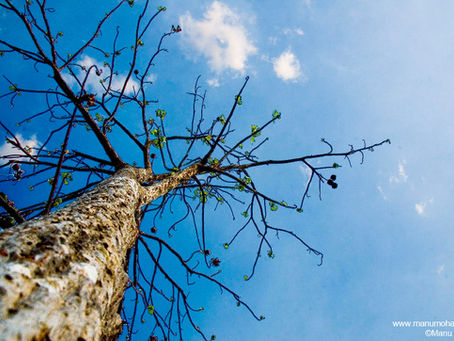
[53,198,62,208]
[269,202,278,211]
[94,113,104,122]
[202,135,212,145]
[151,136,166,148]
[208,157,219,166]
[194,186,212,203]
[250,125,261,143]
[155,109,166,119]
[61,172,73,185]
[217,114,226,125]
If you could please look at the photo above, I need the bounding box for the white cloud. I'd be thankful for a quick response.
[283,28,305,36]
[377,185,387,200]
[0,134,40,158]
[298,164,312,179]
[207,78,220,87]
[295,28,305,36]
[437,264,445,275]
[272,50,302,81]
[146,73,157,83]
[398,163,408,182]
[415,202,426,215]
[389,160,408,184]
[415,198,433,216]
[179,1,257,73]
[64,55,139,95]
[268,36,278,46]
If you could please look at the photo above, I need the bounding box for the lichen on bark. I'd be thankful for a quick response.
[0,164,199,340]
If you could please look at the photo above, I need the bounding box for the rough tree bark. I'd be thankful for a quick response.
[0,164,199,340]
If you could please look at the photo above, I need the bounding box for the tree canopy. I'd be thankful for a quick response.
[0,1,389,340]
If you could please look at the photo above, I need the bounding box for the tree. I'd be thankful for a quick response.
[0,1,389,340]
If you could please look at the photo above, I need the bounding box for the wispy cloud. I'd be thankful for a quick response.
[179,1,257,74]
[207,78,220,87]
[414,198,433,216]
[414,202,426,215]
[272,50,302,82]
[302,0,312,8]
[145,73,157,83]
[389,160,408,184]
[0,134,40,158]
[63,55,139,95]
[437,264,445,275]
[298,164,312,179]
[377,185,387,200]
[283,27,304,36]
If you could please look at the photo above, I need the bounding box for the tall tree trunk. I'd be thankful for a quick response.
[0,164,199,340]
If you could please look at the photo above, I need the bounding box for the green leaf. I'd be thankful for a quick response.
[155,109,167,118]
[202,135,212,145]
[272,110,281,119]
[147,305,154,315]
[267,250,275,259]
[236,183,245,191]
[217,114,226,124]
[53,198,62,208]
[208,157,219,165]
[332,162,340,168]
[236,95,242,105]
[241,211,248,218]
[243,275,248,281]
[250,125,261,143]
[269,202,278,211]
[224,243,229,249]
[157,6,167,11]
[296,208,303,213]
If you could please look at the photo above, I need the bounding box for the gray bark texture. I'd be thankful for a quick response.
[0,164,199,341]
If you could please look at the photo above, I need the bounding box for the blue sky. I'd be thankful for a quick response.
[1,0,454,340]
